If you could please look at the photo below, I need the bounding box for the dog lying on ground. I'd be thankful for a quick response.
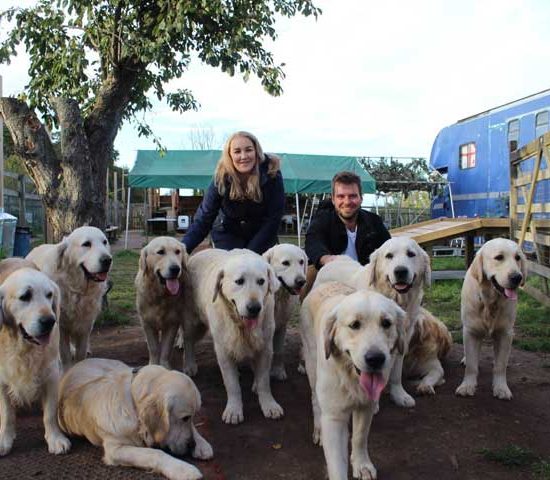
[0,259,71,456]
[182,248,283,424]
[300,282,405,480]
[26,226,112,370]
[58,358,212,480]
[456,237,527,400]
[136,237,188,368]
[313,237,431,406]
[263,243,307,380]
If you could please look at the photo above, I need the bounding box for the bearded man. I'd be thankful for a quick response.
[302,171,390,298]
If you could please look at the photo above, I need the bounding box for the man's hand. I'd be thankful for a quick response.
[319,255,339,266]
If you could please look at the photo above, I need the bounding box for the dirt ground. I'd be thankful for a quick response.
[2,324,550,480]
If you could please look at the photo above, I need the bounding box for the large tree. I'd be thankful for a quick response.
[0,0,320,240]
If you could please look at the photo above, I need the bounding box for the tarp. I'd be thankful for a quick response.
[129,150,376,194]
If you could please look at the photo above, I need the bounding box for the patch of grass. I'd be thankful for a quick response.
[479,444,550,478]
[431,256,466,271]
[479,444,539,467]
[423,279,462,336]
[101,250,140,326]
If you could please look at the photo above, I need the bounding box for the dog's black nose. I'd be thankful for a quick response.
[365,350,386,370]
[509,272,523,287]
[295,277,306,289]
[100,256,113,270]
[38,315,56,334]
[246,302,262,317]
[169,264,181,277]
[393,266,409,282]
[187,438,196,453]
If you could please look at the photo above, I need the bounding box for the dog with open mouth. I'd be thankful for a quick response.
[263,243,308,380]
[182,248,282,424]
[312,237,432,407]
[26,226,112,370]
[456,237,527,400]
[300,281,405,480]
[136,236,188,368]
[0,259,71,457]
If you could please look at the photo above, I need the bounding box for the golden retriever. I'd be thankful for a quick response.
[0,259,71,456]
[58,358,212,480]
[182,248,283,424]
[136,236,188,368]
[313,237,431,407]
[300,282,405,480]
[404,307,452,395]
[262,243,307,380]
[456,238,527,400]
[26,226,113,370]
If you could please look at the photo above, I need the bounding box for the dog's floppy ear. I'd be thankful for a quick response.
[420,247,432,287]
[323,307,339,360]
[56,237,69,271]
[0,286,15,329]
[262,246,275,265]
[301,249,309,274]
[366,249,379,287]
[51,281,61,321]
[180,243,189,270]
[139,245,148,273]
[393,305,407,356]
[469,248,484,283]
[132,370,171,446]
[267,265,281,295]
[212,269,224,303]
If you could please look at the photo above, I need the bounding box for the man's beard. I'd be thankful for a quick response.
[338,209,359,221]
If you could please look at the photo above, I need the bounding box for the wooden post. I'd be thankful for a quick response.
[105,168,110,225]
[18,174,27,228]
[464,234,475,268]
[113,170,119,227]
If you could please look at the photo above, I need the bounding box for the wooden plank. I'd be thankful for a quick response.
[516,203,550,214]
[522,284,550,307]
[514,168,550,187]
[519,143,543,245]
[527,260,550,279]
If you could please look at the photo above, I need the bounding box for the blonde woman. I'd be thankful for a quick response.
[183,131,285,254]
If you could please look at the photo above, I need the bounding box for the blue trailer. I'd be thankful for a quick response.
[430,89,550,218]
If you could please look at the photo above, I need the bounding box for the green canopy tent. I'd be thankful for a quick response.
[125,150,376,247]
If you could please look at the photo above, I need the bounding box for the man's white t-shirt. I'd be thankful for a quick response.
[343,227,358,261]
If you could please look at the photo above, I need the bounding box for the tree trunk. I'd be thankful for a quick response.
[0,97,108,242]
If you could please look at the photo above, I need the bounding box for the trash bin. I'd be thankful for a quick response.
[0,212,17,258]
[13,226,32,257]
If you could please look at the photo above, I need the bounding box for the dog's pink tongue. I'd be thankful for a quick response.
[243,317,258,329]
[165,279,180,295]
[359,372,386,402]
[96,271,108,281]
[504,288,518,300]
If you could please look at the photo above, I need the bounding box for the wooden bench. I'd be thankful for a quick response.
[104,226,119,242]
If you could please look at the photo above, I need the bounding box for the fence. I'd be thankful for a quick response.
[510,131,550,306]
[3,171,44,235]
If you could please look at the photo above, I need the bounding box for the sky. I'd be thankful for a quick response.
[2,0,550,170]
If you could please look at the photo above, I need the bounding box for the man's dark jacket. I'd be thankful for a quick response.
[305,200,391,270]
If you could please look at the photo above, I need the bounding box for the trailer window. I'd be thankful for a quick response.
[508,119,520,151]
[459,143,476,169]
[536,111,549,138]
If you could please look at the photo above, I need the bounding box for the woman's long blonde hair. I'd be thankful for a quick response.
[214,131,280,202]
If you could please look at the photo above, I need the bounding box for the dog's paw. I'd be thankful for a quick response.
[192,437,213,460]
[352,460,377,480]
[455,382,476,397]
[0,433,14,456]
[182,362,198,377]
[46,432,71,454]
[259,397,284,420]
[270,365,287,381]
[390,386,415,408]
[297,363,307,375]
[416,383,436,396]
[164,462,203,480]
[222,403,244,424]
[493,383,512,400]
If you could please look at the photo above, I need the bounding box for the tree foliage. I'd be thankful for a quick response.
[360,156,433,198]
[0,0,320,239]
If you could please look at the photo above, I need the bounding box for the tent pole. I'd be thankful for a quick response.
[124,187,131,250]
[295,193,301,248]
